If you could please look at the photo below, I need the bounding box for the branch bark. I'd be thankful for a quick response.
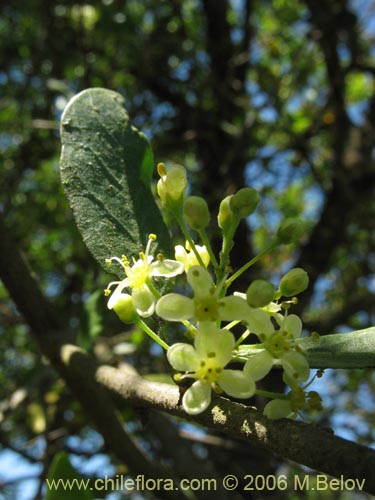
[0,213,186,500]
[96,363,375,495]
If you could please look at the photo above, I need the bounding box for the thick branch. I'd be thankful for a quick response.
[0,214,185,500]
[96,364,375,495]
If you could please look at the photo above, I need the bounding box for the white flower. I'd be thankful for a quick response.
[156,265,250,323]
[244,314,309,383]
[175,241,210,270]
[168,323,255,414]
[105,235,184,317]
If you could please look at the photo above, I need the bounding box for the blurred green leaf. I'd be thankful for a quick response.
[45,452,94,500]
[60,88,171,272]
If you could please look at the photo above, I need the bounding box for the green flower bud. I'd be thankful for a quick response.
[217,195,234,232]
[279,268,309,297]
[183,196,210,230]
[157,163,187,210]
[113,295,138,324]
[230,187,260,218]
[307,391,323,411]
[263,399,292,420]
[276,218,305,244]
[246,280,275,307]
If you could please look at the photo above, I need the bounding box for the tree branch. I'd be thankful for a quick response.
[96,363,375,495]
[0,213,186,500]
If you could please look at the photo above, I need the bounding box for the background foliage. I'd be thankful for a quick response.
[0,0,374,498]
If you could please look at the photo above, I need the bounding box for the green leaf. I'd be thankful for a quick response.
[45,452,94,500]
[299,327,375,369]
[235,327,375,369]
[60,88,170,271]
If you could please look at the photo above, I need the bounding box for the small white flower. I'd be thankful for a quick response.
[168,323,255,414]
[105,235,184,317]
[156,265,250,323]
[244,314,309,383]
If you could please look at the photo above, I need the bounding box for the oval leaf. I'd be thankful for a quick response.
[60,88,170,270]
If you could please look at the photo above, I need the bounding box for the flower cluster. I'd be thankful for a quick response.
[104,164,322,419]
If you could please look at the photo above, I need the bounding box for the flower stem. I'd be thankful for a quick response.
[198,228,219,269]
[136,318,170,351]
[147,280,161,299]
[175,214,206,268]
[225,241,278,288]
[255,389,289,400]
[234,329,251,347]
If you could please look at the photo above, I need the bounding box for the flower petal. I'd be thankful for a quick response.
[246,307,274,336]
[281,351,310,382]
[218,295,250,321]
[244,350,274,381]
[167,343,200,371]
[151,259,184,277]
[156,294,194,321]
[107,281,127,309]
[264,399,292,419]
[194,327,234,366]
[182,381,212,415]
[283,314,302,338]
[187,266,214,297]
[218,370,255,399]
[132,286,155,317]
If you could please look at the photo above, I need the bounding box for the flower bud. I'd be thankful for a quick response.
[246,280,275,308]
[157,164,187,210]
[183,196,210,230]
[279,268,309,297]
[263,399,292,419]
[217,195,234,232]
[307,391,323,411]
[276,218,305,244]
[230,187,260,218]
[112,294,138,324]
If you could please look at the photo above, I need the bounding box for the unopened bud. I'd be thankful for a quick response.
[157,164,187,210]
[112,294,138,324]
[307,391,323,411]
[263,399,292,420]
[246,279,275,307]
[230,187,260,218]
[183,196,210,230]
[276,218,305,244]
[217,195,234,232]
[279,268,309,297]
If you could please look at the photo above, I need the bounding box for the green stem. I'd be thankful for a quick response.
[218,219,238,281]
[198,228,219,269]
[255,389,288,400]
[175,214,206,268]
[225,241,278,288]
[147,280,161,299]
[234,329,251,347]
[136,318,170,351]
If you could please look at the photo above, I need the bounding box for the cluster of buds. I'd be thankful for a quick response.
[104,163,322,419]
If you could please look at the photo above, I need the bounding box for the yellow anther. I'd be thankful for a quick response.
[148,233,157,241]
[105,259,112,267]
[104,289,111,296]
[157,162,167,177]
